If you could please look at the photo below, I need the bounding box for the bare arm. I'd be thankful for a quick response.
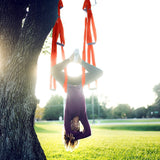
[81,60,103,85]
[51,58,70,86]
[51,55,103,86]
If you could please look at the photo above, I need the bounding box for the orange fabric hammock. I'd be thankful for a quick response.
[50,0,97,92]
[82,0,97,88]
[50,0,67,92]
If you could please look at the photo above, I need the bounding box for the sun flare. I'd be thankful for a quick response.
[67,62,82,77]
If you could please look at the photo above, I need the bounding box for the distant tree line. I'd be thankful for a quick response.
[86,97,160,119]
[42,95,63,120]
[35,83,160,120]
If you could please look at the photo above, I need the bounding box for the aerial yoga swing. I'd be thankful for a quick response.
[50,0,103,151]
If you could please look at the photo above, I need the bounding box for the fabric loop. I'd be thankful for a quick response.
[50,0,67,92]
[82,0,97,88]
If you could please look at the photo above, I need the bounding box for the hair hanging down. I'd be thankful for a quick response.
[64,132,79,151]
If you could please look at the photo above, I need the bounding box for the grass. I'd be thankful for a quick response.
[35,120,160,160]
[94,124,160,131]
[90,118,160,124]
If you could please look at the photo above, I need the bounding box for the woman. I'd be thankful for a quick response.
[51,51,103,151]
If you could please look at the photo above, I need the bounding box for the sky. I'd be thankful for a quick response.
[36,0,160,109]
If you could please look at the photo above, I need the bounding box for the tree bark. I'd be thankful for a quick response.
[0,0,59,159]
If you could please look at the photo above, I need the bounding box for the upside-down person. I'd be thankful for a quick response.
[51,50,103,151]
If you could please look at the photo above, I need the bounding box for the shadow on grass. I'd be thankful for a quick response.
[34,126,58,134]
[93,124,160,131]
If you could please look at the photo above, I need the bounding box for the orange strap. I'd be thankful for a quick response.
[50,0,67,92]
[82,0,97,87]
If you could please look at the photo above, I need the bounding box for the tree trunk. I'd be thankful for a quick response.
[0,0,59,159]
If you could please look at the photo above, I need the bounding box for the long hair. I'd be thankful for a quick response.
[64,132,79,151]
[64,120,80,151]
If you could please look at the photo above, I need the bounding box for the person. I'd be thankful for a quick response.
[51,50,103,151]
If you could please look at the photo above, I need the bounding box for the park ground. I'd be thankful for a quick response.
[35,119,160,160]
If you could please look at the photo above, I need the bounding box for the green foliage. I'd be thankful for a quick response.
[42,89,160,120]
[153,83,160,98]
[134,107,147,118]
[42,95,63,120]
[146,83,160,118]
[105,107,114,119]
[147,105,160,118]
[113,104,133,118]
[35,105,45,120]
[35,121,160,160]
[85,96,107,119]
[41,31,52,55]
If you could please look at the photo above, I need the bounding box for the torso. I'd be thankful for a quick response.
[65,84,86,120]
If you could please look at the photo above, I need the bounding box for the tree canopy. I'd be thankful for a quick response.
[43,95,63,120]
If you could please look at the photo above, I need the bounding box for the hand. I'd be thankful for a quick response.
[73,49,80,63]
[74,52,82,64]
[69,49,82,63]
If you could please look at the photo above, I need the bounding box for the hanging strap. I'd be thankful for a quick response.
[50,0,68,92]
[82,0,97,87]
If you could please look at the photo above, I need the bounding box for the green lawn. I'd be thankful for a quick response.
[90,118,160,124]
[35,121,160,160]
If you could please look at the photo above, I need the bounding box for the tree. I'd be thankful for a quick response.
[147,105,160,118]
[113,104,133,118]
[147,83,160,118]
[85,96,108,119]
[35,105,45,121]
[134,107,147,118]
[105,107,114,119]
[0,0,59,159]
[43,95,63,120]
[86,96,99,119]
[153,83,160,98]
